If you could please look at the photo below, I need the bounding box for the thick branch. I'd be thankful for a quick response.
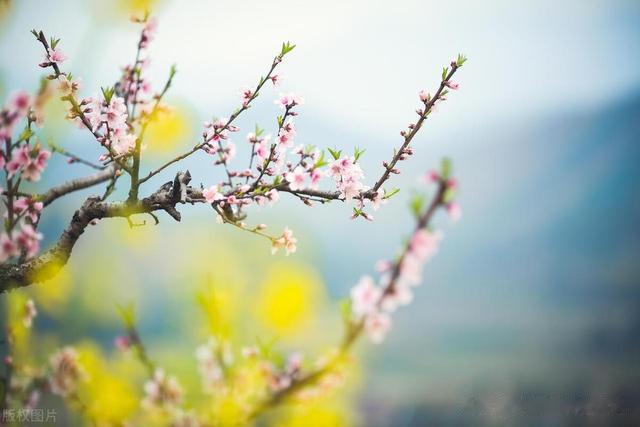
[39,165,118,207]
[0,175,204,293]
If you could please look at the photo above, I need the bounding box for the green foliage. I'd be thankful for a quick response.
[116,302,136,330]
[440,157,452,180]
[383,188,400,200]
[328,147,342,160]
[280,41,296,56]
[101,86,116,104]
[410,193,426,219]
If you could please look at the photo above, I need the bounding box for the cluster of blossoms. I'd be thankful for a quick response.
[350,171,461,344]
[202,117,240,165]
[1,91,49,263]
[261,352,304,392]
[82,95,137,156]
[142,368,184,409]
[114,17,158,115]
[350,227,444,344]
[328,156,366,200]
[38,44,67,69]
[49,347,85,397]
[195,338,232,393]
[4,143,51,182]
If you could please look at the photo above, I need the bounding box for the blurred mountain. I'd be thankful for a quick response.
[359,93,640,426]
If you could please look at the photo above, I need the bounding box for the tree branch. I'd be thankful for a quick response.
[0,173,204,293]
[39,164,118,207]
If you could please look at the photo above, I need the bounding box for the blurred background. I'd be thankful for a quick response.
[1,0,639,425]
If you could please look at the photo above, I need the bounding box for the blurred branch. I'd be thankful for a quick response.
[250,179,448,418]
[38,164,118,207]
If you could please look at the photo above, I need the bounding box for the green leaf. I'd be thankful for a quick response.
[328,147,342,160]
[254,124,264,137]
[410,193,426,218]
[101,86,115,104]
[440,157,452,179]
[277,115,284,128]
[339,298,352,324]
[383,188,400,199]
[280,41,296,56]
[442,66,449,81]
[443,187,456,204]
[354,147,366,162]
[17,128,34,143]
[115,302,136,329]
[456,53,468,67]
[314,150,328,168]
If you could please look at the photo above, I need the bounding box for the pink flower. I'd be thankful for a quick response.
[6,145,30,178]
[365,311,392,344]
[277,121,296,147]
[447,177,458,190]
[265,189,280,206]
[254,138,270,161]
[111,130,136,156]
[446,202,462,223]
[444,81,459,90]
[15,224,43,259]
[46,47,67,64]
[83,97,104,131]
[274,92,303,109]
[285,166,306,191]
[49,347,84,397]
[270,74,282,86]
[380,283,413,313]
[309,169,323,190]
[0,233,18,263]
[104,96,128,131]
[418,90,430,102]
[329,157,366,200]
[56,75,80,96]
[142,368,183,409]
[11,91,30,114]
[240,88,254,105]
[13,197,43,223]
[375,259,393,273]
[271,227,297,255]
[350,276,381,316]
[409,229,443,262]
[424,170,440,183]
[371,192,387,211]
[202,185,224,204]
[114,336,131,351]
[23,299,37,328]
[23,149,51,182]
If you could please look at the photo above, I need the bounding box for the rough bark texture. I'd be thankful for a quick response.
[0,173,203,293]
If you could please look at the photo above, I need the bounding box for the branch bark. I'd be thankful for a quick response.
[0,174,204,293]
[39,165,118,207]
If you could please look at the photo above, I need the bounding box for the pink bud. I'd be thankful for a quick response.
[447,202,462,223]
[444,81,460,90]
[3,355,13,366]
[447,177,458,189]
[114,336,131,351]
